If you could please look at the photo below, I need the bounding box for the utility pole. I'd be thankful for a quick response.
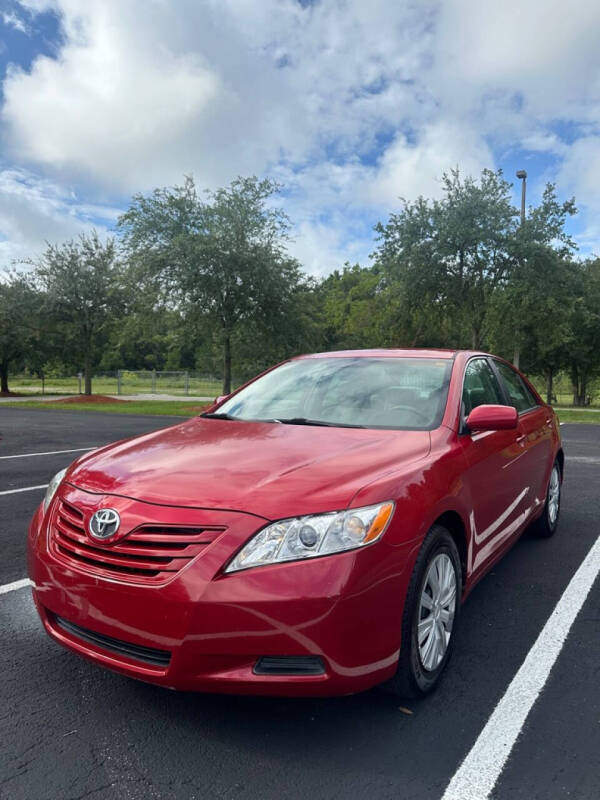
[513,170,527,369]
[516,169,527,225]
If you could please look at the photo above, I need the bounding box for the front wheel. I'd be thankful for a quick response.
[533,460,561,538]
[386,525,462,698]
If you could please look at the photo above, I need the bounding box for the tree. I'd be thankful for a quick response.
[373,169,519,349]
[317,264,385,349]
[567,259,600,406]
[0,273,43,394]
[119,176,303,393]
[506,183,577,367]
[488,249,576,402]
[34,232,123,395]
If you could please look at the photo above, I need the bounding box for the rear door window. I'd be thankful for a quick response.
[494,361,538,413]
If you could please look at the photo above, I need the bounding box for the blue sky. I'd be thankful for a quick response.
[1,0,599,273]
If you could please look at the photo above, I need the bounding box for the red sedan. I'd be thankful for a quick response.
[28,350,562,697]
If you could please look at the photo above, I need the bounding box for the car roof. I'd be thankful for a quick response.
[295,348,458,360]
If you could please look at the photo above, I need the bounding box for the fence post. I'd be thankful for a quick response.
[117,370,121,396]
[184,372,189,396]
[78,372,82,394]
[152,369,157,395]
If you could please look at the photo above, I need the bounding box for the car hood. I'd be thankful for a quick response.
[67,417,431,520]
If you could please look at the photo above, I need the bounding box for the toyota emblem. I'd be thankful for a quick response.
[89,508,120,540]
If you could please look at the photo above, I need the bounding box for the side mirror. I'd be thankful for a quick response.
[466,404,518,432]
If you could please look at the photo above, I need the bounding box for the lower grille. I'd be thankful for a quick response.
[51,499,225,584]
[253,656,326,676]
[51,613,171,668]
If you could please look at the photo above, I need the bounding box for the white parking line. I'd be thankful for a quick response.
[0,446,95,460]
[0,578,32,595]
[0,484,48,496]
[442,533,600,800]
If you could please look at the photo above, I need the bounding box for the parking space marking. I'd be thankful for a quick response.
[442,532,600,800]
[0,578,32,595]
[0,484,48,496]
[0,446,95,461]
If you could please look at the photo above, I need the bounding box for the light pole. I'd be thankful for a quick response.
[513,170,527,369]
[516,169,527,226]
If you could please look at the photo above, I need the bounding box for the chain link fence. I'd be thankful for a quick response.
[12,371,224,398]
[11,369,600,405]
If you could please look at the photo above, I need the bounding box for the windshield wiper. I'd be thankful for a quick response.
[273,417,366,429]
[201,413,365,428]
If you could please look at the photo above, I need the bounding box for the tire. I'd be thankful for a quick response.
[533,459,561,538]
[386,524,462,699]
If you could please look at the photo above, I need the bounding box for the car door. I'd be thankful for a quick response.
[491,359,554,516]
[458,357,529,576]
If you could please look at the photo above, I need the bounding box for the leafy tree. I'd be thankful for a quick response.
[119,176,303,393]
[373,169,519,349]
[317,264,385,349]
[34,232,124,395]
[230,277,325,381]
[0,273,43,393]
[505,184,576,367]
[567,259,600,405]
[489,249,576,402]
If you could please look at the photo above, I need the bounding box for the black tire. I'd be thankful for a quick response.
[386,524,462,699]
[532,459,562,538]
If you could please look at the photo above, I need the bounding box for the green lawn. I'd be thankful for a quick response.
[554,408,600,424]
[9,374,223,397]
[1,400,207,416]
[3,398,599,423]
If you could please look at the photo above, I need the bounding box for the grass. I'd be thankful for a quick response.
[554,408,600,424]
[3,398,599,424]
[9,375,223,397]
[1,400,207,416]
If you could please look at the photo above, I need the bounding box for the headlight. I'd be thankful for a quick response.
[43,468,67,513]
[225,501,394,573]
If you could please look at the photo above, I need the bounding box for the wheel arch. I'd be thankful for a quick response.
[556,447,565,478]
[433,510,468,586]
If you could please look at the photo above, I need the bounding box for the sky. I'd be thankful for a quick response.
[1,0,599,275]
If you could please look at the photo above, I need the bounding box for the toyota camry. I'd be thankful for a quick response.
[27,349,563,697]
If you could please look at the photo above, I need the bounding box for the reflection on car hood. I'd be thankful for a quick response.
[67,417,431,519]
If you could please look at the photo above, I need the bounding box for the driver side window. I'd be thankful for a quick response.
[462,359,505,417]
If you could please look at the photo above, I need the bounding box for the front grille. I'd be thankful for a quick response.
[51,499,224,584]
[50,612,171,668]
[253,656,326,676]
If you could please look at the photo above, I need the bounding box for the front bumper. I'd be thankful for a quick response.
[27,486,414,696]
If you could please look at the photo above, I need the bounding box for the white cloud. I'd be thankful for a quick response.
[3,4,220,189]
[433,0,600,137]
[366,121,494,208]
[289,219,370,278]
[3,0,436,192]
[2,10,30,34]
[558,136,600,210]
[2,0,600,271]
[0,167,114,265]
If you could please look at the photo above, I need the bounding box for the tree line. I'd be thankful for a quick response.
[1,169,599,404]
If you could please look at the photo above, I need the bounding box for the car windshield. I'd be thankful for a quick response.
[213,357,453,430]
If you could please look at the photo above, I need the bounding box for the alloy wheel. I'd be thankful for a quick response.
[548,465,560,525]
[417,553,457,672]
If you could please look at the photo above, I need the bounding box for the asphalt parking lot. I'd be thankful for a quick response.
[1,407,599,800]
